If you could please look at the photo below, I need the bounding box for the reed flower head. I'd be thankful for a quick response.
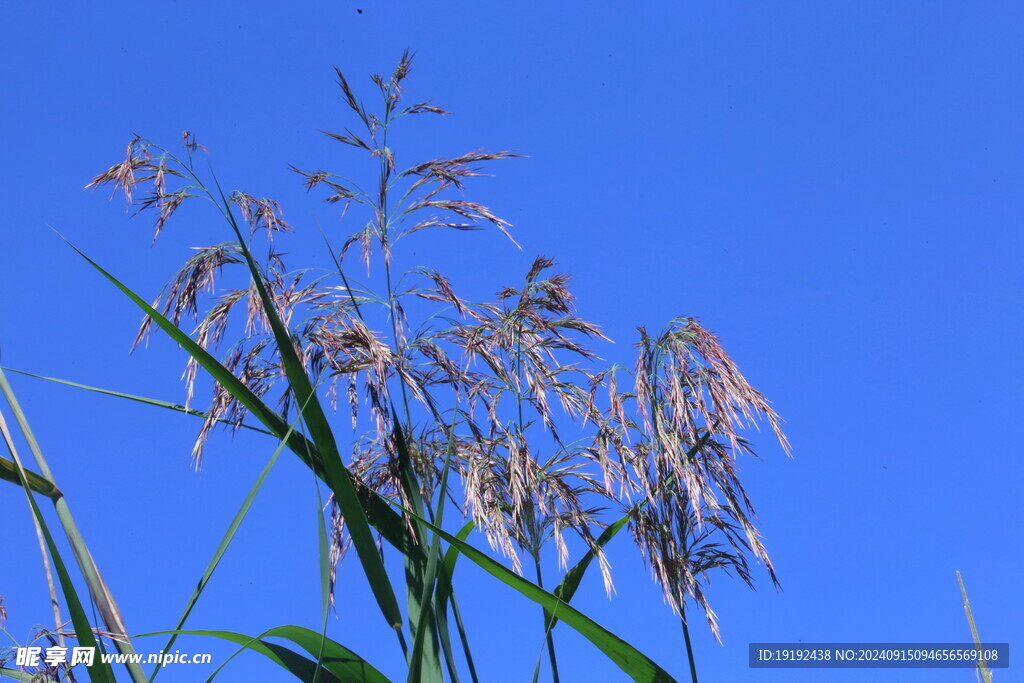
[88,55,789,639]
[617,317,790,638]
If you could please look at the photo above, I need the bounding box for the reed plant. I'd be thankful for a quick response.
[2,54,791,683]
[957,572,994,683]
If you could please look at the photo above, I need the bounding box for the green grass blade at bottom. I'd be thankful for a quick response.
[0,410,117,683]
[313,477,332,683]
[149,398,313,682]
[0,369,146,683]
[396,417,442,683]
[435,521,477,683]
[532,514,631,682]
[546,513,631,629]
[395,505,675,683]
[138,627,390,683]
[415,425,457,683]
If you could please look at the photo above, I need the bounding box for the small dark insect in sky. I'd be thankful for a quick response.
[357,8,363,13]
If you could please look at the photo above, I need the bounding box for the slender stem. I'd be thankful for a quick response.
[643,339,699,683]
[679,603,699,683]
[379,113,413,428]
[448,589,480,683]
[33,517,65,647]
[514,318,560,681]
[533,553,561,683]
[515,318,525,430]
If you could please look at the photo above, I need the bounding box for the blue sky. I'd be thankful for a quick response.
[2,3,1021,681]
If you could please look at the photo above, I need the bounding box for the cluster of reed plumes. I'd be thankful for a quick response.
[6,53,788,683]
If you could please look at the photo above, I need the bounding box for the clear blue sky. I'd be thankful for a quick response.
[2,3,1021,681]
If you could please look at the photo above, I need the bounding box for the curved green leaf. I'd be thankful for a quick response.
[0,366,273,437]
[533,514,632,682]
[0,415,116,683]
[0,455,59,498]
[202,190,405,637]
[546,513,631,629]
[150,401,312,682]
[0,667,36,681]
[435,521,477,683]
[396,417,442,683]
[1,370,145,682]
[398,507,675,682]
[63,236,404,641]
[139,627,389,683]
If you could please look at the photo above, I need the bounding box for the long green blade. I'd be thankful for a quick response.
[63,237,404,638]
[59,240,415,557]
[140,627,390,683]
[0,366,272,436]
[0,369,147,683]
[533,514,631,682]
[219,640,342,683]
[395,418,441,683]
[258,625,391,683]
[414,425,456,683]
[150,400,311,682]
[545,513,631,629]
[313,475,332,683]
[60,239,319,469]
[0,455,59,498]
[0,412,117,683]
[397,506,675,682]
[0,667,37,681]
[208,180,405,636]
[435,521,477,683]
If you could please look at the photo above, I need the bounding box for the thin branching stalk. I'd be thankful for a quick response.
[679,608,698,683]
